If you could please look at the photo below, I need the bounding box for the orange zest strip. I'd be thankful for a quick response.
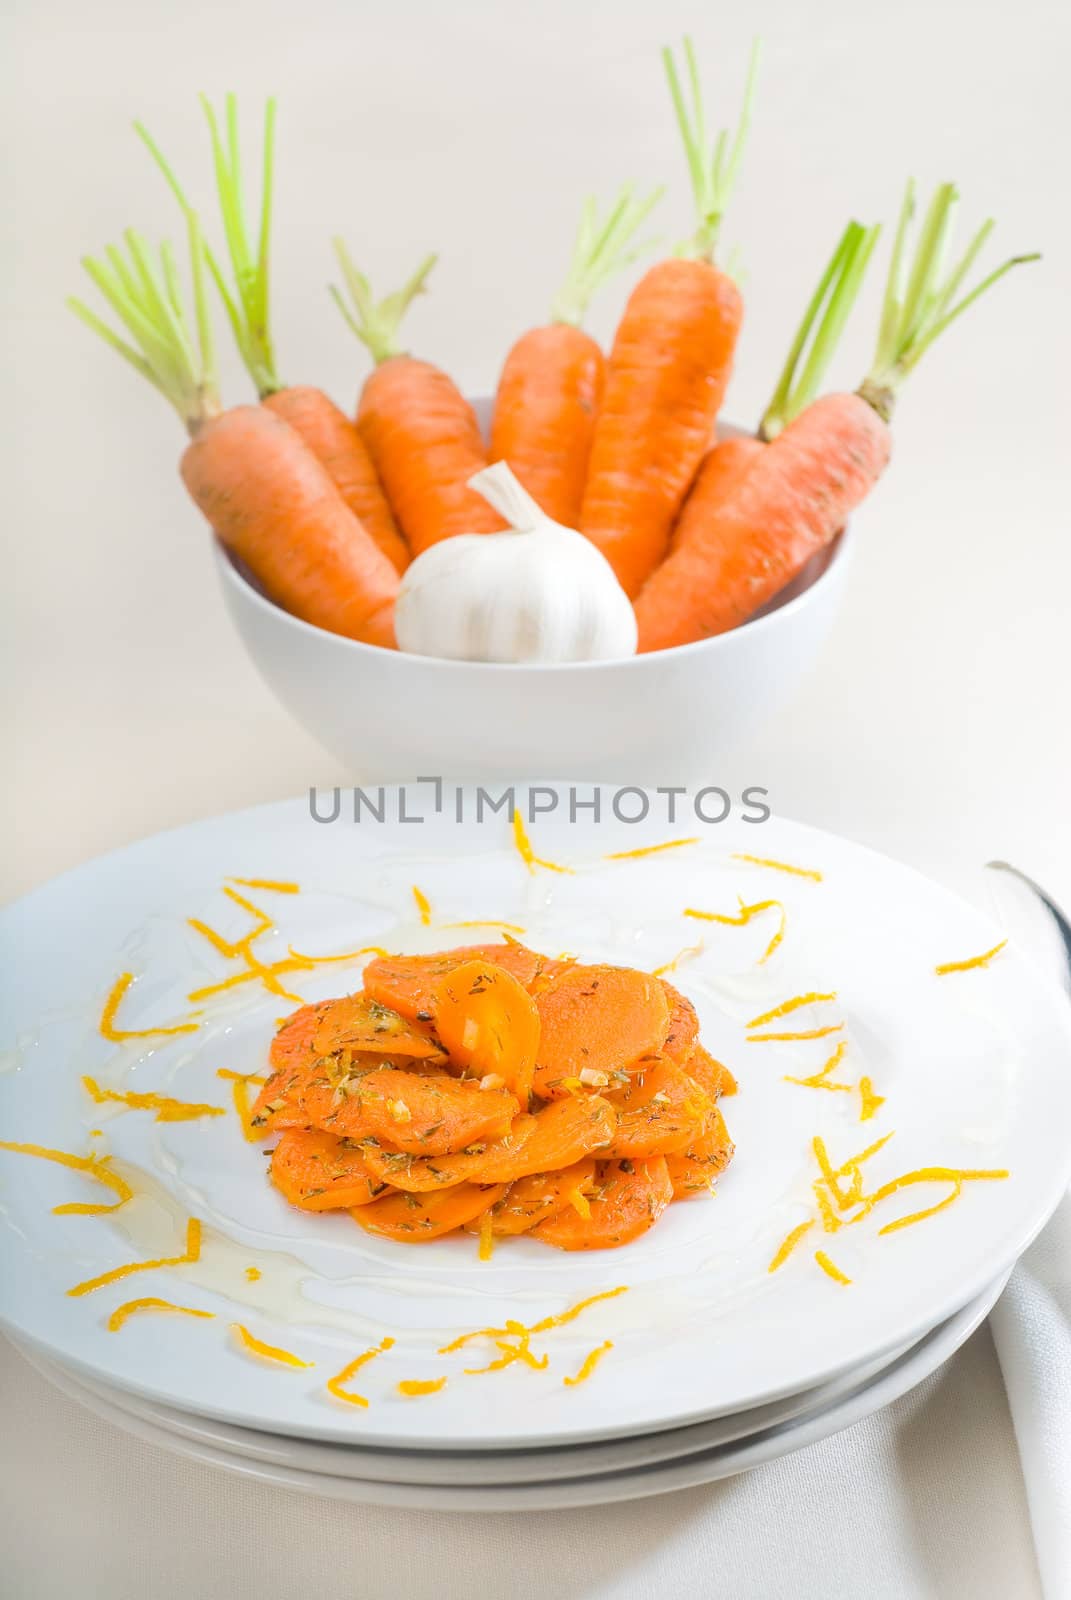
[107,1297,214,1332]
[785,1040,850,1091]
[813,1181,843,1233]
[398,1377,447,1397]
[245,1266,262,1282]
[512,811,574,876]
[438,1286,630,1355]
[767,1219,814,1272]
[785,1076,851,1093]
[442,921,527,934]
[865,1168,1009,1235]
[412,885,433,925]
[216,1069,269,1141]
[858,1077,886,1122]
[652,941,704,978]
[683,898,786,963]
[287,943,388,965]
[68,1218,201,1298]
[228,877,300,894]
[935,940,1008,976]
[0,1140,133,1216]
[99,973,201,1042]
[231,1322,314,1369]
[748,1024,844,1043]
[746,992,837,1029]
[186,957,312,1004]
[563,1340,614,1387]
[605,838,700,861]
[814,1250,852,1285]
[733,853,823,882]
[82,1075,224,1124]
[478,1210,495,1262]
[326,1336,395,1407]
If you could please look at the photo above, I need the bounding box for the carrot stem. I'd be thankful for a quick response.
[330,245,438,365]
[69,212,220,432]
[760,219,880,439]
[550,183,664,327]
[861,178,1040,417]
[662,36,759,261]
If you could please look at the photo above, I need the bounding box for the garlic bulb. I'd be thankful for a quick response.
[394,463,637,663]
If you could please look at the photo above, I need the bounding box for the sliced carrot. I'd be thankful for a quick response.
[432,960,540,1105]
[685,1043,738,1099]
[363,943,543,1023]
[463,1157,600,1237]
[533,1157,673,1251]
[309,994,446,1062]
[665,1107,735,1197]
[605,1058,710,1159]
[532,964,669,1098]
[352,1182,509,1242]
[660,980,699,1063]
[360,1095,615,1192]
[269,1129,388,1210]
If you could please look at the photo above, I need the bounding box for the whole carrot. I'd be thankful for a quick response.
[137,98,410,575]
[635,182,1038,650]
[69,212,398,646]
[332,249,501,555]
[491,185,661,526]
[579,39,758,596]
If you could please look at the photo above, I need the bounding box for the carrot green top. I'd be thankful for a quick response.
[858,179,1039,421]
[663,36,760,263]
[330,247,438,367]
[137,96,281,398]
[550,184,663,328]
[68,210,221,434]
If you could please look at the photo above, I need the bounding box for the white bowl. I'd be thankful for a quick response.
[215,407,852,785]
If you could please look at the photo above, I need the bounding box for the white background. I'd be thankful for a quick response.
[3,0,1069,1594]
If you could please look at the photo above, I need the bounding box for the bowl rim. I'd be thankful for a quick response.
[215,524,850,678]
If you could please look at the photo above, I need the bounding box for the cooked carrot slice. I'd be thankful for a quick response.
[660,980,699,1062]
[463,1157,599,1237]
[686,1044,737,1098]
[432,960,540,1105]
[665,1107,735,1198]
[270,1129,388,1210]
[532,965,670,1098]
[269,1002,323,1074]
[604,1059,711,1159]
[532,1157,673,1250]
[364,944,543,1022]
[311,994,446,1061]
[360,1095,615,1192]
[352,1182,508,1241]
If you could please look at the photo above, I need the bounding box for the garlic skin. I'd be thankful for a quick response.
[394,462,637,664]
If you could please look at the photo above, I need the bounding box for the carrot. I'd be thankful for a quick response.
[637,185,1038,649]
[363,943,544,1022]
[432,960,540,1106]
[137,99,409,574]
[69,213,399,647]
[490,185,661,525]
[604,1058,711,1159]
[532,964,670,1099]
[270,1128,387,1210]
[665,1107,735,1197]
[360,1095,615,1192]
[462,1157,600,1237]
[532,1157,673,1251]
[578,40,758,596]
[659,980,699,1063]
[306,994,447,1062]
[331,247,501,554]
[352,1182,508,1242]
[686,1044,737,1100]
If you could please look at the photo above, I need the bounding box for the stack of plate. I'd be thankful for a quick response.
[2,793,1069,1512]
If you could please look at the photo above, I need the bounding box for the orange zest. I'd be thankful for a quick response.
[82,1075,224,1123]
[732,853,823,882]
[412,885,433,925]
[767,1218,814,1272]
[858,1077,886,1122]
[67,1217,201,1298]
[563,1339,613,1386]
[216,1069,269,1140]
[326,1336,395,1407]
[748,1024,844,1043]
[784,1039,850,1093]
[107,1297,215,1332]
[397,1377,447,1397]
[228,877,300,893]
[231,1323,314,1368]
[652,941,704,977]
[512,811,574,875]
[287,943,388,965]
[683,897,786,962]
[814,1250,852,1285]
[605,838,700,861]
[0,1140,133,1216]
[99,972,201,1042]
[442,921,527,934]
[935,940,1007,975]
[746,992,837,1029]
[244,1266,262,1282]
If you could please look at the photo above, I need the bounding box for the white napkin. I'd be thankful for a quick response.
[990,1195,1071,1600]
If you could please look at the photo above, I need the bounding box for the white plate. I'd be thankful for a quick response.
[1,791,1068,1451]
[15,1270,1005,1511]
